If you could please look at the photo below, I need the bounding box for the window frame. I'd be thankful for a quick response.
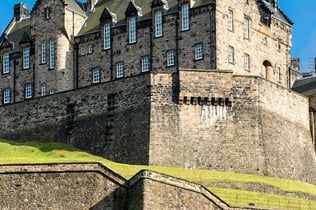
[3,52,10,74]
[24,83,33,99]
[88,45,93,54]
[3,88,11,104]
[228,46,234,64]
[41,41,46,64]
[129,17,137,44]
[181,4,190,31]
[155,10,163,37]
[104,23,111,50]
[194,43,203,60]
[116,62,124,78]
[92,67,101,84]
[228,9,234,31]
[40,83,46,96]
[244,53,250,71]
[141,56,150,72]
[244,16,249,39]
[23,48,30,69]
[49,39,55,69]
[167,50,175,67]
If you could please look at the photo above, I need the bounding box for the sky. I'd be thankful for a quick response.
[0,0,316,72]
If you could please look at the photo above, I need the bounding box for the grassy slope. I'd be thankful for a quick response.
[0,140,315,209]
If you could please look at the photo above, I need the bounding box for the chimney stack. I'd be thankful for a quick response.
[14,3,29,21]
[87,0,98,11]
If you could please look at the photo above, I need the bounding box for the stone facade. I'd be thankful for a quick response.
[0,163,273,210]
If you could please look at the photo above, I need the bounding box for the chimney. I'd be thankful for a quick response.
[87,0,98,11]
[14,3,29,21]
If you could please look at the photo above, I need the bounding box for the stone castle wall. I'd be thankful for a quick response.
[0,71,315,183]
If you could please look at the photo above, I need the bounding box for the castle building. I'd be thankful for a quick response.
[1,0,315,184]
[0,0,294,104]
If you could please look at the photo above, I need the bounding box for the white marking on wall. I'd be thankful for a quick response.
[200,105,227,125]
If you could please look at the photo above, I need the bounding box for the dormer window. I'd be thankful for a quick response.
[129,17,137,44]
[155,10,163,37]
[181,4,190,31]
[104,23,111,49]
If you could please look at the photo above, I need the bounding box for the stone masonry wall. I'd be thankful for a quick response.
[149,70,316,184]
[0,74,151,165]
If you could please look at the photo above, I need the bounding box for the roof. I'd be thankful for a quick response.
[79,0,213,36]
[261,0,293,25]
[4,18,31,51]
[32,0,86,16]
[292,76,316,97]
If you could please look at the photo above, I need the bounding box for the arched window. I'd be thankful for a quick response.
[263,60,273,81]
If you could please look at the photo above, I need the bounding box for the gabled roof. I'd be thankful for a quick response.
[79,0,214,36]
[6,18,31,51]
[260,0,293,25]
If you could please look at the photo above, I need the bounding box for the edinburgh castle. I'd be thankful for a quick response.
[0,0,315,209]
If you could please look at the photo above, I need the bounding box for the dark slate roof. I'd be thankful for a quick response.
[5,18,31,50]
[79,0,213,35]
[292,76,316,97]
[261,0,293,25]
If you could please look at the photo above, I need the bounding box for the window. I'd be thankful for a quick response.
[276,39,281,51]
[41,41,46,64]
[228,9,233,31]
[88,45,93,54]
[244,16,249,39]
[277,67,281,81]
[129,17,136,44]
[167,50,175,67]
[92,68,100,83]
[3,53,10,74]
[228,46,234,64]
[155,10,163,37]
[244,53,250,71]
[104,23,111,49]
[25,83,33,99]
[40,83,46,96]
[195,43,203,60]
[80,47,85,56]
[44,7,50,20]
[49,39,55,69]
[116,62,124,78]
[50,89,55,95]
[141,56,150,72]
[181,4,190,31]
[3,89,11,104]
[23,48,30,69]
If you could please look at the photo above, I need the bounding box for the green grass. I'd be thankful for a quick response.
[1,140,316,209]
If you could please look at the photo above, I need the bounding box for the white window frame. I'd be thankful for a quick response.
[3,88,11,104]
[49,39,55,69]
[228,46,234,64]
[129,17,137,44]
[228,9,233,31]
[80,47,85,56]
[88,45,93,54]
[3,53,10,74]
[141,56,150,72]
[104,23,111,49]
[23,48,30,69]
[167,50,175,67]
[50,89,55,95]
[41,41,46,64]
[25,83,33,99]
[244,16,249,39]
[195,43,203,60]
[244,53,250,71]
[92,68,100,83]
[116,62,124,78]
[181,4,190,31]
[155,10,163,37]
[41,83,46,96]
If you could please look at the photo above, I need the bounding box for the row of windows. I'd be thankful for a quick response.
[228,9,250,40]
[2,40,56,75]
[102,4,190,49]
[228,46,250,71]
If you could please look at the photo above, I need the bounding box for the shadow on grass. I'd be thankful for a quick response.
[0,139,79,153]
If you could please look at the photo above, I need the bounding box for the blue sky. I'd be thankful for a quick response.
[1,0,316,72]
